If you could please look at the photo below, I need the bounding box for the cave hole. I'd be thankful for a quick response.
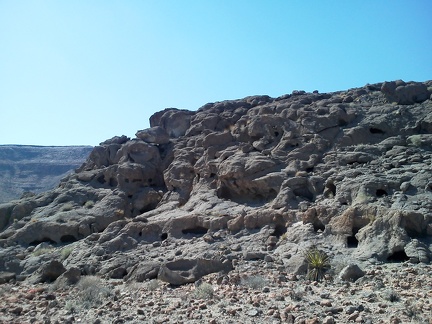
[139,206,154,214]
[293,187,314,201]
[274,131,280,137]
[273,224,287,238]
[210,173,216,178]
[347,227,359,248]
[338,119,348,127]
[326,183,336,196]
[109,178,118,187]
[60,235,77,243]
[369,128,385,134]
[376,189,388,197]
[160,233,168,241]
[29,238,56,246]
[306,167,314,173]
[138,231,142,237]
[387,250,409,263]
[96,175,106,184]
[313,221,325,233]
[182,226,208,237]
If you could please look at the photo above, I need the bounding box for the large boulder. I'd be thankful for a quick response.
[158,258,233,285]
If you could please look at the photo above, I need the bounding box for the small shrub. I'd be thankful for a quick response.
[280,233,288,241]
[290,289,304,301]
[194,282,214,299]
[146,279,160,291]
[305,246,330,281]
[76,276,112,309]
[32,247,54,257]
[382,289,399,302]
[61,202,74,212]
[60,247,73,260]
[241,275,267,290]
[84,200,95,209]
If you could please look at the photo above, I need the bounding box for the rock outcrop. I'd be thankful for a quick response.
[0,80,432,287]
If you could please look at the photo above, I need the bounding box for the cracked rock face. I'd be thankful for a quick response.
[0,80,432,285]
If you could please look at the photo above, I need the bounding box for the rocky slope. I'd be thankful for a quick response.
[0,145,93,203]
[0,79,432,323]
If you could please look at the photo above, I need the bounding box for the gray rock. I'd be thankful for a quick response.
[158,258,233,285]
[0,271,16,284]
[125,262,160,282]
[54,267,81,286]
[135,126,170,145]
[339,264,365,282]
[29,260,66,284]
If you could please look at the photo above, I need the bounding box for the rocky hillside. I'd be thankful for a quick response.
[1,80,432,323]
[0,145,93,203]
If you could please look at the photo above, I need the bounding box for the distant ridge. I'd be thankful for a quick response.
[0,145,93,203]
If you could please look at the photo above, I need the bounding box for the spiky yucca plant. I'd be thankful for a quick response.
[305,246,330,281]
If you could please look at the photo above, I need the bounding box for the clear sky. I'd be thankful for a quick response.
[1,1,431,146]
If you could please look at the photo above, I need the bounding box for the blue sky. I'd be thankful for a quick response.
[1,1,431,146]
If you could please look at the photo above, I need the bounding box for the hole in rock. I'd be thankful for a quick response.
[326,183,336,196]
[138,231,142,237]
[210,173,216,178]
[313,223,325,232]
[160,233,168,241]
[369,128,385,134]
[273,224,287,237]
[60,235,77,243]
[347,228,359,248]
[306,167,314,173]
[109,178,118,187]
[293,187,314,201]
[338,119,348,127]
[29,238,56,246]
[376,189,388,197]
[274,131,280,137]
[96,175,106,184]
[182,226,208,236]
[387,250,409,262]
[139,206,154,214]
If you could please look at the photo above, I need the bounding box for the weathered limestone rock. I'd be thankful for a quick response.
[1,80,432,286]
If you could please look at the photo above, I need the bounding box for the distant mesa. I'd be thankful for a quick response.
[0,145,93,203]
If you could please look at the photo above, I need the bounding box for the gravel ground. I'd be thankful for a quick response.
[1,261,432,324]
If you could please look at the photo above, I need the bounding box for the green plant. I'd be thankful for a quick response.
[407,135,422,147]
[383,289,399,303]
[32,247,54,257]
[290,289,304,301]
[280,233,288,241]
[241,275,267,290]
[194,282,214,299]
[61,202,74,212]
[60,247,73,260]
[305,246,330,281]
[84,200,95,209]
[146,279,160,291]
[76,276,112,309]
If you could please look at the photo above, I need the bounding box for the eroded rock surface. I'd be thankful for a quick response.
[0,80,432,298]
